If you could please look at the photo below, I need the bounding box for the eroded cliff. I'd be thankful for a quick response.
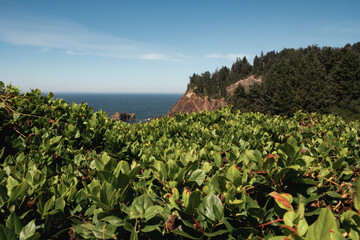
[167,75,261,116]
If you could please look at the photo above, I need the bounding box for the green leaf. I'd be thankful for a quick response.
[213,152,222,168]
[210,173,227,194]
[354,178,360,213]
[49,135,62,145]
[6,176,19,195]
[297,218,308,236]
[141,224,161,233]
[9,181,29,201]
[101,216,125,226]
[167,160,179,180]
[92,223,117,239]
[244,149,262,164]
[326,191,342,198]
[75,130,81,139]
[305,208,337,240]
[204,229,228,237]
[6,212,22,235]
[200,193,224,222]
[226,165,242,187]
[0,147,4,158]
[0,224,17,240]
[268,237,289,240]
[184,190,201,215]
[72,223,95,238]
[129,194,153,219]
[144,205,163,220]
[43,197,55,214]
[248,208,265,219]
[99,182,115,209]
[101,152,111,165]
[55,197,66,212]
[324,131,334,145]
[188,169,206,186]
[283,211,297,227]
[19,220,37,240]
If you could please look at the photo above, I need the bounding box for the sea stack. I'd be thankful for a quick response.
[110,112,136,122]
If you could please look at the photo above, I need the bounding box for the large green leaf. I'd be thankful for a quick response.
[189,169,206,186]
[19,220,37,240]
[184,190,201,215]
[144,205,163,220]
[72,223,95,239]
[244,149,263,165]
[0,224,17,240]
[305,208,337,240]
[92,223,117,239]
[6,212,22,235]
[101,216,125,226]
[199,193,224,223]
[55,196,66,212]
[324,131,334,145]
[9,181,29,202]
[129,194,153,219]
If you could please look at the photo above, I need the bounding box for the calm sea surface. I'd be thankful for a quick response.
[54,93,182,123]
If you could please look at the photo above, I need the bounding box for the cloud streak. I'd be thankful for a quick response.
[0,17,181,61]
[139,53,166,60]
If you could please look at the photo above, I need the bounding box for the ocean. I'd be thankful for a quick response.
[53,93,182,123]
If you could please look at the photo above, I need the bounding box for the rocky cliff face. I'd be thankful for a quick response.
[226,75,262,95]
[167,75,261,116]
[166,90,226,116]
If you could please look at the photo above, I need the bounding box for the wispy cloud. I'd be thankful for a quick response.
[139,53,166,60]
[40,48,51,53]
[0,17,182,61]
[65,50,85,56]
[205,53,251,61]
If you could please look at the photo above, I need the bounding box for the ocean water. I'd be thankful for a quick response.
[54,93,182,123]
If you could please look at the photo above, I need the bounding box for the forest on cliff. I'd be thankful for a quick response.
[188,42,360,120]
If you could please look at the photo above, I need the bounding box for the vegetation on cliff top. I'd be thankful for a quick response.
[188,42,360,120]
[1,82,360,239]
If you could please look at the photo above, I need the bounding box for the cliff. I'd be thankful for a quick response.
[167,75,261,116]
[167,90,226,116]
[226,75,262,95]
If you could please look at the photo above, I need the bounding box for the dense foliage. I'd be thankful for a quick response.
[188,42,360,120]
[1,82,360,239]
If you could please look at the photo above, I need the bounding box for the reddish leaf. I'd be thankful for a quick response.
[269,191,293,210]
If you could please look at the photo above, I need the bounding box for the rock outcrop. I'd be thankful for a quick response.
[167,90,226,116]
[226,75,262,95]
[167,75,262,116]
[110,112,136,122]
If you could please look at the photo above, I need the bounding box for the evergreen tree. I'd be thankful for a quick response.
[187,42,360,120]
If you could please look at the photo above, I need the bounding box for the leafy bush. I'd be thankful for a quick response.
[1,81,360,239]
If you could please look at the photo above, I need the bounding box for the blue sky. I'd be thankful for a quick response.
[0,0,359,93]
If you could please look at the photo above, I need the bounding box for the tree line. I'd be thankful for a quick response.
[188,42,360,120]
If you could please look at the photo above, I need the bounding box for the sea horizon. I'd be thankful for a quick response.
[53,92,182,123]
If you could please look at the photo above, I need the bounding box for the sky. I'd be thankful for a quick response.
[0,0,359,93]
